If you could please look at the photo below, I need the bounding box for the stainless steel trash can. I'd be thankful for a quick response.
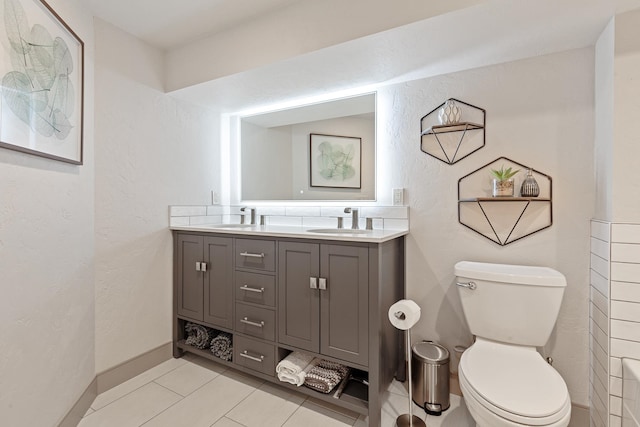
[411,341,450,415]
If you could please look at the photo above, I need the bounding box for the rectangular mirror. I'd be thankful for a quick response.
[240,93,376,201]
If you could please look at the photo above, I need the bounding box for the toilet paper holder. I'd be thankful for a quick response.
[394,311,406,320]
[389,300,426,427]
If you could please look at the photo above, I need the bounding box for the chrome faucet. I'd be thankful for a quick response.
[344,207,359,229]
[240,207,257,225]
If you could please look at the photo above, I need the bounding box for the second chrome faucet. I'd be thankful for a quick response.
[240,207,256,225]
[344,207,359,229]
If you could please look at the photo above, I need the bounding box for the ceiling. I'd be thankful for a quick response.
[85,0,302,50]
[86,0,640,112]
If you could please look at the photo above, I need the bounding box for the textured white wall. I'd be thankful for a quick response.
[0,0,95,425]
[164,0,484,92]
[590,9,640,426]
[612,8,640,222]
[375,49,594,406]
[594,19,615,223]
[94,19,221,373]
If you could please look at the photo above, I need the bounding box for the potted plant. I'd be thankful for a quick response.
[490,165,519,197]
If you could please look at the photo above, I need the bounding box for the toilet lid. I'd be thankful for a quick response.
[460,339,569,420]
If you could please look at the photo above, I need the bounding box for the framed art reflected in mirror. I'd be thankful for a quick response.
[309,133,361,189]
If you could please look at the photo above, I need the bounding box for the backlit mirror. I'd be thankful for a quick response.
[240,93,376,201]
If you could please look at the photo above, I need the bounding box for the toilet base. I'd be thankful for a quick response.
[460,370,571,427]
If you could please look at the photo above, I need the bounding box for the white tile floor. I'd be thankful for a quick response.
[79,354,474,427]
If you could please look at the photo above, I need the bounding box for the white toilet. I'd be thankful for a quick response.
[454,261,571,427]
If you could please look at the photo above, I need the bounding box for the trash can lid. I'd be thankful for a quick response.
[412,341,450,364]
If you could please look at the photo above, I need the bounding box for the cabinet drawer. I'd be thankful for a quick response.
[235,303,275,341]
[234,335,275,376]
[235,239,276,272]
[235,272,276,307]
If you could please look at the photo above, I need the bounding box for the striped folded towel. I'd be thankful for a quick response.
[304,360,350,394]
[210,332,233,361]
[184,322,214,349]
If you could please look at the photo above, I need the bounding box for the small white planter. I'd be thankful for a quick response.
[492,178,514,197]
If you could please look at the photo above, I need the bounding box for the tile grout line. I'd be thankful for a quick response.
[208,415,249,427]
[88,360,189,414]
[304,397,360,424]
[138,369,225,427]
[221,383,263,425]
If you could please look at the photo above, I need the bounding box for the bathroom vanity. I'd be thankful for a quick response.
[171,224,407,427]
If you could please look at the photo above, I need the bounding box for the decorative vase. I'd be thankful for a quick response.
[520,169,540,197]
[492,178,514,197]
[438,99,462,125]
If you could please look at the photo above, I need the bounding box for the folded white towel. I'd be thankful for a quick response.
[276,353,317,386]
[277,371,301,385]
[276,352,315,375]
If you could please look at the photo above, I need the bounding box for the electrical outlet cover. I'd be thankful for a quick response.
[392,188,404,206]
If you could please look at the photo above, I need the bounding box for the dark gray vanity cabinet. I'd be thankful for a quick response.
[278,242,369,366]
[176,233,233,329]
[174,230,405,427]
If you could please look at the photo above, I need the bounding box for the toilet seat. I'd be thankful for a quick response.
[459,338,571,426]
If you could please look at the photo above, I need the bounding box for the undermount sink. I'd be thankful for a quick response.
[307,228,372,234]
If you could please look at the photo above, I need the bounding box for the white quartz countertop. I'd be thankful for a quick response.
[170,224,408,243]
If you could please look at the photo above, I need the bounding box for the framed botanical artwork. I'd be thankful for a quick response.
[0,0,84,164]
[309,133,361,189]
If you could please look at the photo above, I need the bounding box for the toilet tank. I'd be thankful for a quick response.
[454,261,566,347]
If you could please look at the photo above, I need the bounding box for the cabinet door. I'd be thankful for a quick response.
[203,236,234,329]
[177,234,204,321]
[320,244,369,366]
[278,241,320,352]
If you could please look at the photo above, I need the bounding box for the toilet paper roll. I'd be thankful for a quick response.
[388,299,421,330]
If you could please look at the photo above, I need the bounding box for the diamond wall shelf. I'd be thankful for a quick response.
[420,98,485,165]
[458,157,553,246]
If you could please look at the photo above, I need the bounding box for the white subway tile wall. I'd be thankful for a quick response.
[285,206,321,217]
[265,216,303,226]
[206,206,228,216]
[169,216,190,227]
[169,206,207,217]
[611,376,623,398]
[301,217,338,228]
[611,414,622,427]
[591,220,611,427]
[611,224,640,243]
[169,205,409,230]
[591,221,640,427]
[189,215,223,226]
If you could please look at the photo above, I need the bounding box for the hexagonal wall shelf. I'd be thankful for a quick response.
[458,157,552,246]
[420,98,485,164]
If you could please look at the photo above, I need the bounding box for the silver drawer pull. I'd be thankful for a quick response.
[239,285,265,293]
[240,350,264,363]
[456,281,477,290]
[240,317,265,328]
[240,285,264,294]
[240,251,265,258]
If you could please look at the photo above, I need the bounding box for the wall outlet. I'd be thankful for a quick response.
[392,188,404,206]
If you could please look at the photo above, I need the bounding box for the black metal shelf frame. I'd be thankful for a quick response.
[457,157,553,246]
[420,98,486,165]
